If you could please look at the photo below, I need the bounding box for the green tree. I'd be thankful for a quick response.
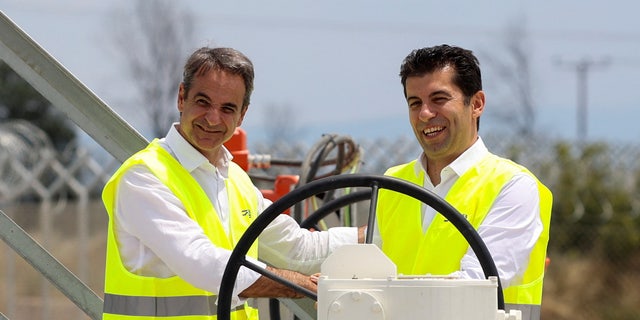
[547,141,640,262]
[0,61,76,151]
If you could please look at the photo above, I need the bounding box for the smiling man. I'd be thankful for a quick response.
[101,47,360,320]
[373,44,553,320]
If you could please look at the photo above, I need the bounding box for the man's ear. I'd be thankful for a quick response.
[237,105,249,126]
[177,83,186,112]
[471,90,485,117]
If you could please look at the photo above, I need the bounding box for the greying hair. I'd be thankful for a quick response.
[182,47,254,108]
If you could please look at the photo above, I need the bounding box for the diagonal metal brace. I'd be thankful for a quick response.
[0,10,148,162]
[0,210,103,320]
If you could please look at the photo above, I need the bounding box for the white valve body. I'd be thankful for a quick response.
[317,244,521,320]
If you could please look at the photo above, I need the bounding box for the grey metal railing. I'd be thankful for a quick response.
[0,9,149,320]
[0,210,103,320]
[0,10,147,163]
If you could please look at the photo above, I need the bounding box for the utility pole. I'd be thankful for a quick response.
[554,57,610,143]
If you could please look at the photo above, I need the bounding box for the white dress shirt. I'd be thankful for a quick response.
[114,125,357,306]
[373,137,542,287]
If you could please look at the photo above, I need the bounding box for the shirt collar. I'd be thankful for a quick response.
[414,136,489,177]
[163,124,233,177]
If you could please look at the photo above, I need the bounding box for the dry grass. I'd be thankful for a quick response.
[542,252,640,319]
[2,200,639,319]
[1,201,106,320]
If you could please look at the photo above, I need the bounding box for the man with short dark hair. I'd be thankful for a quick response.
[374,44,552,320]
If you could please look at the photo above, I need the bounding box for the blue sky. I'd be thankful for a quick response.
[2,0,640,146]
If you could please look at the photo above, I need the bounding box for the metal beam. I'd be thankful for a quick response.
[0,210,103,320]
[0,10,148,163]
[0,9,150,320]
[278,298,316,320]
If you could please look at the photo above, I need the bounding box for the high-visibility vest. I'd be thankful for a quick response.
[377,153,552,320]
[102,139,260,320]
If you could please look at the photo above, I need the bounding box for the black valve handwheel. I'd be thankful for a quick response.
[217,174,504,319]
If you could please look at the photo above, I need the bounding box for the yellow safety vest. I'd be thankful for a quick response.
[102,139,260,320]
[377,154,552,320]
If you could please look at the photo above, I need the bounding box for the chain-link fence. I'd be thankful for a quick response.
[254,132,640,320]
[2,124,640,319]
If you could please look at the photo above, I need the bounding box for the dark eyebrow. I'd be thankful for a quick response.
[429,90,452,98]
[192,91,211,101]
[193,91,240,111]
[406,95,421,103]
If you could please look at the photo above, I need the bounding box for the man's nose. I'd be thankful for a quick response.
[419,104,436,121]
[205,107,222,124]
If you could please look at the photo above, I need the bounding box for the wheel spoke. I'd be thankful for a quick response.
[365,182,379,244]
[217,174,504,320]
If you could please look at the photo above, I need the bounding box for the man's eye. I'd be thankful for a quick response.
[432,97,448,104]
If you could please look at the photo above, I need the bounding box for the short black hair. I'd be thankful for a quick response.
[399,44,482,106]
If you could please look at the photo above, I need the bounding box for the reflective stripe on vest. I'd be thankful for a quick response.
[102,139,260,319]
[103,293,246,317]
[505,303,541,320]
